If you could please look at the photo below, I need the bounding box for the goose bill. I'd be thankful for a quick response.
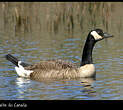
[103,32,113,38]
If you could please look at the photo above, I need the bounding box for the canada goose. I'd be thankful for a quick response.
[5,29,113,80]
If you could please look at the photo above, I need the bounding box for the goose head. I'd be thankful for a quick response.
[89,28,113,42]
[80,28,113,66]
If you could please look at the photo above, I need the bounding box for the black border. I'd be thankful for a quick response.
[0,1,123,109]
[0,100,123,109]
[0,0,121,2]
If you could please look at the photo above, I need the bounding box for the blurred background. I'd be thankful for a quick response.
[0,2,122,36]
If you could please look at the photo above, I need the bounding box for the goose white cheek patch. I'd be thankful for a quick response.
[91,31,103,40]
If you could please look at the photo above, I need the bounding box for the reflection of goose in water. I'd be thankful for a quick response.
[79,78,96,98]
[15,77,31,99]
[80,78,95,86]
[15,77,96,99]
[16,77,31,87]
[5,29,113,80]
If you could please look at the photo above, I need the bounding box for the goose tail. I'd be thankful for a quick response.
[5,54,19,67]
[5,54,33,77]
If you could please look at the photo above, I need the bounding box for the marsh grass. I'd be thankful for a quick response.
[0,2,118,35]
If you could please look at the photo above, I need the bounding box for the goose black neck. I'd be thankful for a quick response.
[80,34,96,66]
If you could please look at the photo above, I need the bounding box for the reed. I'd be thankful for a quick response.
[0,2,115,35]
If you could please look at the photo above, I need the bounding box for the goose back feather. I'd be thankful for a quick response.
[25,60,79,80]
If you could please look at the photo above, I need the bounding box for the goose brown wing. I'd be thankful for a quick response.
[25,59,77,71]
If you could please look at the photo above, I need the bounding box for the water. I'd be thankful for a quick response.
[0,2,123,100]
